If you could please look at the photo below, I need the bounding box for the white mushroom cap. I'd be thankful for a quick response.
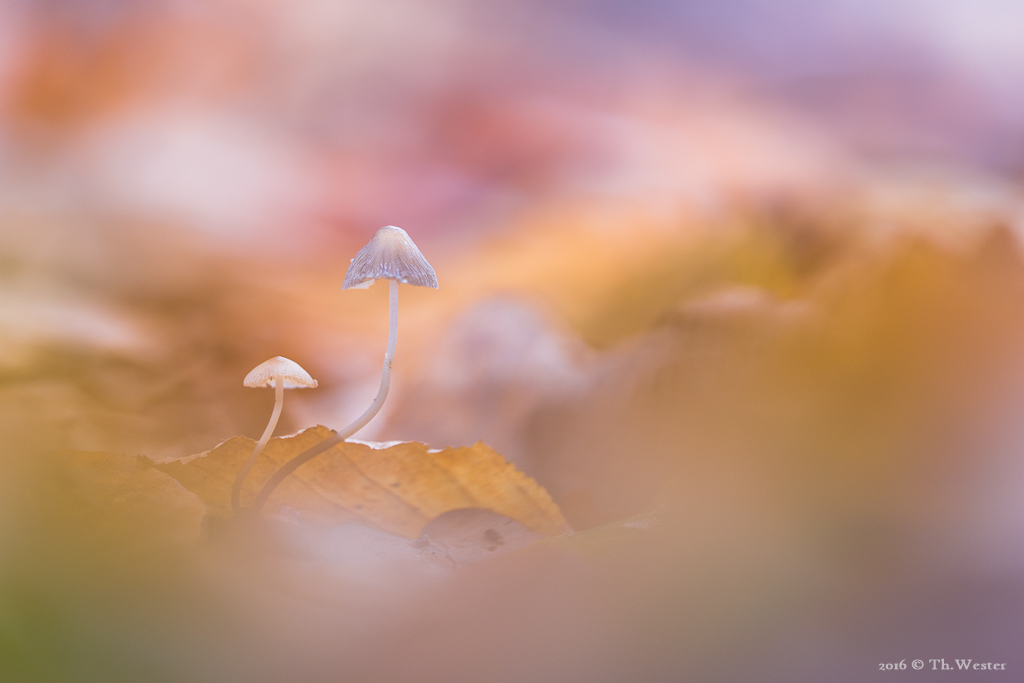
[243,356,318,389]
[342,225,438,290]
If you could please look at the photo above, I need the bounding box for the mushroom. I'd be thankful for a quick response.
[247,226,437,515]
[232,356,318,513]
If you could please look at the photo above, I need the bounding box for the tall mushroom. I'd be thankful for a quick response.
[232,356,318,513]
[247,226,437,515]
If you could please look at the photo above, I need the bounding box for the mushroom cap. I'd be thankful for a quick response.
[244,356,318,389]
[342,225,438,290]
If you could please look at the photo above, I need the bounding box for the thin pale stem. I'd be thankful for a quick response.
[247,280,399,516]
[231,376,284,513]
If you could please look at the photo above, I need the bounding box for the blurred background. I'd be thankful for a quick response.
[2,0,1024,681]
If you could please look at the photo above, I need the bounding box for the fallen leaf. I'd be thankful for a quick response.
[421,508,545,564]
[155,426,570,538]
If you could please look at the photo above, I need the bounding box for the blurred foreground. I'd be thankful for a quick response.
[4,198,1024,682]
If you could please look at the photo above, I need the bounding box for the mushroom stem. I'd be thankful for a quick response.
[334,278,398,436]
[248,279,399,515]
[386,276,399,359]
[231,375,284,513]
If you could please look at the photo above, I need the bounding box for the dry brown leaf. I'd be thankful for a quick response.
[422,508,545,564]
[155,426,570,538]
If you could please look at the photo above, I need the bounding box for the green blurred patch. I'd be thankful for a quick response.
[0,585,71,683]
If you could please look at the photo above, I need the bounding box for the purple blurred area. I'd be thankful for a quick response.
[1,0,1021,255]
[581,0,1024,172]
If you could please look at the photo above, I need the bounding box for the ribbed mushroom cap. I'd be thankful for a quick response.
[342,225,438,290]
[244,356,318,389]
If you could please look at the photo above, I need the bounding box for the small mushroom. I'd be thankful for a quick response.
[339,226,437,438]
[232,356,318,513]
[248,226,436,515]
